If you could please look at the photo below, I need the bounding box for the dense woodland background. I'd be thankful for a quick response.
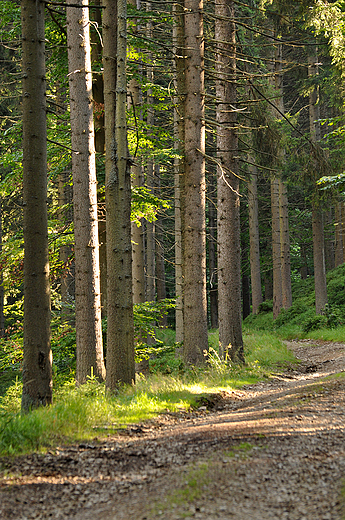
[1,0,345,411]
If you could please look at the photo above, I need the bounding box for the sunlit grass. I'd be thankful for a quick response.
[301,325,345,342]
[0,330,298,457]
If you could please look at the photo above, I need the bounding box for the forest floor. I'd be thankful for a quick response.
[1,340,345,520]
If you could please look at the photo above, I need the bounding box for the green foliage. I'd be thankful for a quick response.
[149,345,185,375]
[302,304,343,332]
[302,313,328,333]
[131,185,170,226]
[245,264,345,339]
[308,1,345,67]
[258,300,273,313]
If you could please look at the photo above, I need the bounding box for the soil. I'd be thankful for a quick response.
[1,339,345,520]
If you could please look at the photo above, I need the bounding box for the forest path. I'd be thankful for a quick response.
[1,340,345,520]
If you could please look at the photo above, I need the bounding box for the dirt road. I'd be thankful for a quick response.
[1,339,345,520]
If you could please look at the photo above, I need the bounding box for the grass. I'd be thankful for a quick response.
[0,329,297,457]
[2,263,345,458]
[243,264,345,342]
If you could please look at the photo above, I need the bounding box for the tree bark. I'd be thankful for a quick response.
[146,5,156,305]
[21,0,52,411]
[103,0,135,389]
[155,167,168,327]
[324,209,335,271]
[279,179,292,309]
[335,202,344,267]
[313,209,328,313]
[248,159,262,314]
[66,0,105,384]
[215,0,243,362]
[309,47,328,314]
[271,176,282,318]
[173,0,185,342]
[182,0,208,364]
[128,0,145,309]
[208,172,218,329]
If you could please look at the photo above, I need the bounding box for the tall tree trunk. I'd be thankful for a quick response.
[155,167,168,327]
[91,0,105,154]
[182,0,208,364]
[215,0,243,362]
[173,0,185,342]
[103,0,135,389]
[335,202,344,267]
[58,169,73,323]
[275,42,292,312]
[279,179,292,309]
[208,172,218,329]
[300,242,309,280]
[309,47,328,314]
[271,176,282,318]
[55,87,74,323]
[248,158,262,314]
[341,203,345,263]
[242,275,251,320]
[21,0,52,411]
[128,0,145,309]
[324,209,335,271]
[313,210,328,313]
[146,5,156,305]
[66,0,105,384]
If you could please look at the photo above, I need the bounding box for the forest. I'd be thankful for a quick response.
[1,0,345,453]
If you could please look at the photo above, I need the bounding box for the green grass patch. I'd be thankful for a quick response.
[151,461,210,517]
[0,330,297,457]
[301,325,345,342]
[244,332,296,367]
[224,442,255,459]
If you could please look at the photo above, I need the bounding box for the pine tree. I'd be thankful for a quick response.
[21,0,52,411]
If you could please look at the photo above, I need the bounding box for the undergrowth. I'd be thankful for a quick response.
[0,330,294,456]
[2,264,345,457]
[243,263,345,341]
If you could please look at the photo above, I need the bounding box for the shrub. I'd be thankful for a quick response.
[258,300,273,313]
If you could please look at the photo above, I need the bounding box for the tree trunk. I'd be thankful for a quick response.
[300,242,309,280]
[128,0,145,308]
[103,0,135,389]
[279,179,292,309]
[215,0,243,362]
[340,202,345,262]
[58,169,73,323]
[242,275,251,320]
[335,202,344,267]
[248,160,263,314]
[55,87,74,323]
[91,0,105,154]
[215,2,241,348]
[208,172,218,329]
[271,177,282,319]
[66,0,105,384]
[324,209,335,271]
[146,7,156,305]
[182,0,208,364]
[98,214,107,317]
[309,47,328,314]
[173,0,185,342]
[21,0,52,411]
[155,166,168,327]
[313,209,328,313]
